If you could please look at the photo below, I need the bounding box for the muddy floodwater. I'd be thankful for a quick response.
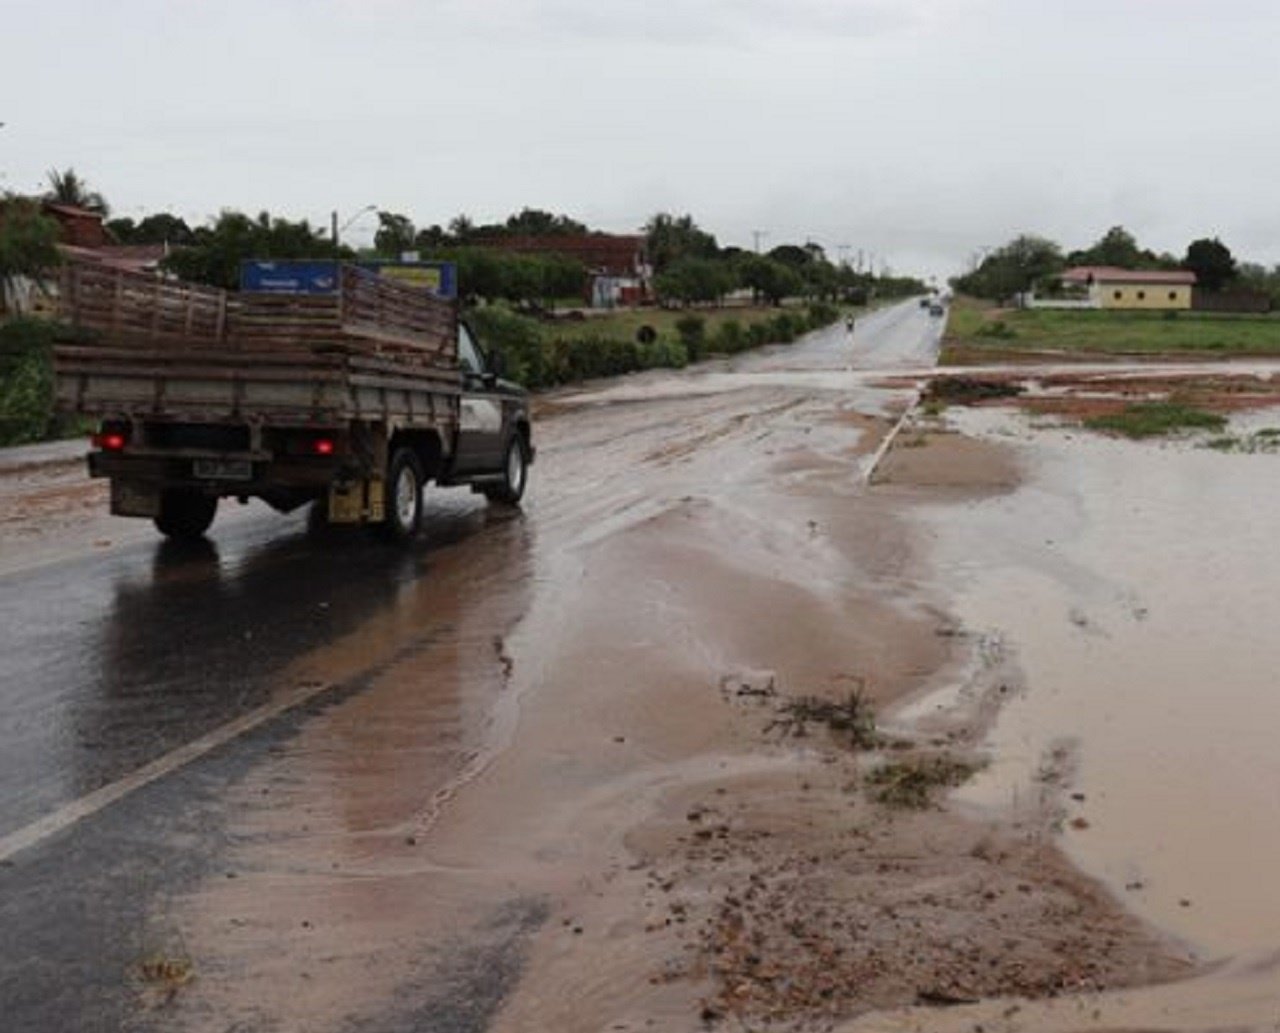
[8,306,1280,1032]
[874,405,1280,1032]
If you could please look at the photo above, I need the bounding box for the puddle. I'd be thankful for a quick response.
[920,406,1280,962]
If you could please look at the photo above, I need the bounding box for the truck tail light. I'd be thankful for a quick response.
[93,425,129,451]
[313,437,335,456]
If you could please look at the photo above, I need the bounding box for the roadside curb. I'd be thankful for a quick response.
[862,391,921,486]
[0,442,88,478]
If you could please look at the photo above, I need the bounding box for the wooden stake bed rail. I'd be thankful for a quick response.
[58,260,458,367]
[55,260,462,424]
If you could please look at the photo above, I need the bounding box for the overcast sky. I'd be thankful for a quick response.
[3,0,1278,278]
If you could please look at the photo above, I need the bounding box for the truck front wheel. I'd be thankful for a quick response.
[154,489,218,540]
[378,447,424,541]
[483,436,528,507]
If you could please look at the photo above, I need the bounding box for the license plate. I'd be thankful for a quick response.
[111,479,161,517]
[193,458,253,481]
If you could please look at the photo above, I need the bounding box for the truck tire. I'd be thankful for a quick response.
[379,447,424,541]
[483,436,529,507]
[154,489,217,540]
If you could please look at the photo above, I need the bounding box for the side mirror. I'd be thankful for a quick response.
[490,348,508,379]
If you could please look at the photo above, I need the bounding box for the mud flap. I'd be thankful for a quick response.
[327,478,385,524]
[110,479,161,518]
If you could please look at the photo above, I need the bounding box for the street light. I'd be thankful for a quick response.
[331,205,377,247]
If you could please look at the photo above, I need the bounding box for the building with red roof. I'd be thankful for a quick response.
[1060,265,1196,309]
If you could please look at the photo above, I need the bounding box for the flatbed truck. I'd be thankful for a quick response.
[53,259,532,541]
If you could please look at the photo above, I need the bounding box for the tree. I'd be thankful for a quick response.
[644,213,718,272]
[503,208,588,237]
[1069,226,1142,268]
[653,256,735,306]
[44,168,109,215]
[414,224,449,250]
[952,234,1063,300]
[0,196,62,309]
[739,256,803,306]
[767,243,812,269]
[162,210,347,290]
[106,212,194,246]
[1184,237,1237,292]
[374,211,416,256]
[449,214,476,244]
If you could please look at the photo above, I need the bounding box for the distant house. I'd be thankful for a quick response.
[43,202,169,275]
[471,233,651,307]
[1061,266,1196,310]
[1,202,170,315]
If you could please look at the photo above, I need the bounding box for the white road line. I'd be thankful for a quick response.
[863,392,922,485]
[0,678,334,864]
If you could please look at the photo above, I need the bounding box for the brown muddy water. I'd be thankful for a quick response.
[868,404,1280,1032]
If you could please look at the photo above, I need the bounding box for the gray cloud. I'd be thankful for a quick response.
[3,0,1278,276]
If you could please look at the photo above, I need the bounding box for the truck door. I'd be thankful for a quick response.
[454,323,505,473]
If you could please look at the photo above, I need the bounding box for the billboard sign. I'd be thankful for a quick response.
[357,260,457,300]
[240,260,339,294]
[240,260,457,299]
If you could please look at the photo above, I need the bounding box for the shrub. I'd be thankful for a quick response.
[0,318,58,445]
[642,338,688,370]
[769,313,798,343]
[806,301,839,329]
[675,314,706,361]
[465,306,548,387]
[714,319,744,354]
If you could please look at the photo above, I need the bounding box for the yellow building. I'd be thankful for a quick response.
[1063,266,1196,310]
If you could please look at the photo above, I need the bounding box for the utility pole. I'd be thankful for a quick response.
[837,244,851,267]
[331,210,339,246]
[751,229,769,254]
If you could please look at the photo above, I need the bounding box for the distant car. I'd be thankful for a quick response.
[919,297,931,308]
[928,302,945,317]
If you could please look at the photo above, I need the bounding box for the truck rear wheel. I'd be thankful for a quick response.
[483,436,528,507]
[378,447,424,541]
[154,489,217,540]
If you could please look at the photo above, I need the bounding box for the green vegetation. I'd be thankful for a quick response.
[468,300,847,389]
[1084,402,1227,439]
[943,301,1280,360]
[0,318,86,446]
[866,755,980,809]
[163,210,349,290]
[0,196,61,296]
[1204,427,1280,453]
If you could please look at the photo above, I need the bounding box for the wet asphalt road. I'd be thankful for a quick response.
[0,300,941,1031]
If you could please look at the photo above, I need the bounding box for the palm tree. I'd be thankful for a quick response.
[44,167,109,215]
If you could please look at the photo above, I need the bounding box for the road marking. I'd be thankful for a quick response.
[0,678,335,864]
[863,391,922,485]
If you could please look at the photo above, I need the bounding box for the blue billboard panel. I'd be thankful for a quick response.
[240,260,339,294]
[240,260,457,299]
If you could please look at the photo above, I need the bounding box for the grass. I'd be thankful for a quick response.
[1084,401,1227,439]
[942,297,1280,362]
[1203,427,1280,453]
[866,755,980,809]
